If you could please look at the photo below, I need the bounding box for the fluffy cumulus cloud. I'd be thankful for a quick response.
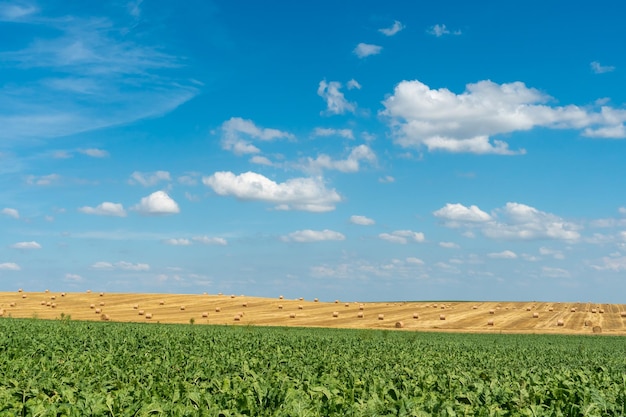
[203,171,341,212]
[163,238,191,246]
[220,117,294,155]
[192,236,228,245]
[128,171,171,186]
[1,208,19,219]
[132,191,180,215]
[379,230,425,244]
[91,261,150,271]
[11,241,41,249]
[78,202,127,217]
[282,229,346,243]
[439,241,460,249]
[299,145,376,173]
[350,215,375,226]
[317,80,356,115]
[487,250,518,259]
[382,79,626,154]
[0,262,20,270]
[353,43,382,58]
[379,20,404,36]
[434,202,581,241]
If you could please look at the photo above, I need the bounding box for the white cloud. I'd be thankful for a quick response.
[619,207,626,215]
[163,238,191,246]
[65,273,82,281]
[11,241,41,249]
[203,171,342,212]
[249,155,273,166]
[406,257,424,265]
[282,229,345,243]
[427,24,461,37]
[26,174,61,186]
[434,202,581,241]
[353,43,382,58]
[91,261,150,271]
[378,175,395,183]
[382,79,626,154]
[0,262,20,270]
[132,191,180,215]
[128,171,171,186]
[434,203,492,225]
[487,250,518,259]
[539,247,565,260]
[591,255,626,271]
[350,215,375,226]
[1,208,19,219]
[0,3,38,21]
[379,20,404,36]
[313,127,354,139]
[379,230,425,244]
[220,117,294,155]
[439,241,460,249]
[591,61,615,74]
[541,266,570,278]
[318,80,355,115]
[177,175,198,186]
[299,145,376,173]
[346,79,361,90]
[78,148,109,158]
[192,236,228,245]
[78,202,127,217]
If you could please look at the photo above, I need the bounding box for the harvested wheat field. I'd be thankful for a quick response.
[2,291,626,335]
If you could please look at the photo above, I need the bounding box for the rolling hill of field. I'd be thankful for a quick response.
[1,290,625,335]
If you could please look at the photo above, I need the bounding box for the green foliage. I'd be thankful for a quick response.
[0,319,624,415]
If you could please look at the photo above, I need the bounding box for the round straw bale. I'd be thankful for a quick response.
[314,298,319,302]
[489,309,495,315]
[215,307,221,312]
[584,320,592,327]
[180,306,185,311]
[278,305,283,309]
[233,315,240,321]
[279,295,284,299]
[344,303,349,307]
[242,302,248,307]
[599,309,604,313]
[592,326,602,334]
[50,296,56,300]
[548,307,554,311]
[332,311,339,317]
[532,312,539,318]
[237,311,244,317]
[433,304,438,308]
[9,302,15,307]
[40,300,46,305]
[61,293,66,297]
[18,288,22,292]
[334,300,339,304]
[441,305,445,309]
[138,310,144,315]
[99,301,105,306]
[557,319,564,326]
[230,294,235,298]
[90,303,95,309]
[487,319,494,326]
[359,304,364,310]
[99,292,104,297]
[95,308,101,314]
[46,301,51,307]
[51,303,56,308]
[357,312,364,318]
[570,308,576,312]
[395,321,404,328]
[159,300,165,305]
[201,312,208,318]
[299,297,304,301]
[133,304,138,309]
[378,314,384,320]
[526,307,531,311]
[472,305,478,310]
[22,294,27,299]
[145,313,152,319]
[620,311,626,317]
[413,313,419,319]
[298,305,303,310]
[101,314,110,321]
[439,314,446,320]
[289,313,296,318]
[591,308,597,313]
[86,290,91,293]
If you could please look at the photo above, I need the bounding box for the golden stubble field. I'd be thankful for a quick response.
[1,291,626,335]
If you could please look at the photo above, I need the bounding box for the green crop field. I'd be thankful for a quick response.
[1,318,625,416]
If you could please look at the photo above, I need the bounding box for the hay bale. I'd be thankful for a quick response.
[299,297,304,301]
[230,294,235,298]
[279,295,284,299]
[145,313,152,319]
[395,321,404,328]
[18,288,22,292]
[489,309,495,315]
[334,300,339,304]
[487,319,494,326]
[599,309,604,313]
[344,303,350,307]
[201,312,208,318]
[584,320,593,327]
[314,298,319,302]
[592,326,602,334]
[298,305,303,310]
[95,308,102,314]
[289,313,296,318]
[242,302,248,307]
[159,300,165,305]
[621,311,626,318]
[233,315,240,321]
[532,313,539,318]
[413,313,419,319]
[99,292,104,297]
[40,300,46,305]
[278,305,283,309]
[570,308,576,312]
[86,290,91,293]
[378,314,384,320]
[433,304,438,308]
[557,319,564,326]
[9,302,15,307]
[21,294,27,299]
[548,307,554,312]
[99,301,105,306]
[138,310,145,315]
[332,311,339,317]
[359,304,364,310]
[61,293,66,297]
[472,305,478,310]
[101,314,110,321]
[133,304,138,309]
[357,312,364,318]
[439,314,446,320]
[180,306,185,311]
[215,307,221,312]
[46,301,51,307]
[51,303,56,308]
[591,308,597,313]
[89,303,95,309]
[526,307,531,311]
[50,296,56,300]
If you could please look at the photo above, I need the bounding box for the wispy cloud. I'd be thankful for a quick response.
[281,229,345,243]
[317,80,356,115]
[353,43,382,58]
[379,21,404,36]
[78,202,127,217]
[128,171,171,186]
[1,207,19,219]
[590,61,615,74]
[220,117,294,155]
[427,24,461,37]
[0,6,198,142]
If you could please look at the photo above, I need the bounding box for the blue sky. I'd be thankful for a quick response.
[1,0,626,302]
